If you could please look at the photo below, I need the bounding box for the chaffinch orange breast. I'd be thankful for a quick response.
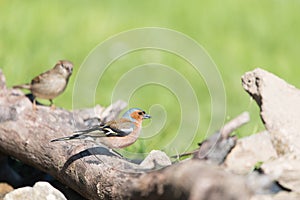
[51,108,151,149]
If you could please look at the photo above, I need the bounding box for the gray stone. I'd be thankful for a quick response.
[242,68,300,155]
[4,181,66,200]
[262,154,300,193]
[251,191,300,200]
[140,150,172,169]
[225,131,277,174]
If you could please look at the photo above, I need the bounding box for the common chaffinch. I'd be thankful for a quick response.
[51,108,151,149]
[13,60,73,110]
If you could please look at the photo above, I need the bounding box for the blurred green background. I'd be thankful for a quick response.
[1,1,299,156]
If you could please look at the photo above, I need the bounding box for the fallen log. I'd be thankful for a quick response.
[0,70,252,199]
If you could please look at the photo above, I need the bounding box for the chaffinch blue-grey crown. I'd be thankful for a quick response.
[51,108,151,149]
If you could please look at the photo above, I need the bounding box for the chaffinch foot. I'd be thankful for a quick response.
[51,108,151,149]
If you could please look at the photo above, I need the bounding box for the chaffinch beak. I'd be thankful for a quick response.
[143,114,151,119]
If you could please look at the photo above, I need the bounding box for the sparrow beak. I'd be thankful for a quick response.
[143,114,151,119]
[68,67,73,74]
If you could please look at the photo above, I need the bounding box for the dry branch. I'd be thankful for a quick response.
[173,112,250,164]
[193,112,249,164]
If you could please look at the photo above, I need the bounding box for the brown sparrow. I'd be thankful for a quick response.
[13,60,73,110]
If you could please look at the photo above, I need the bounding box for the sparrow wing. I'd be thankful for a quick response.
[31,75,42,84]
[31,70,52,85]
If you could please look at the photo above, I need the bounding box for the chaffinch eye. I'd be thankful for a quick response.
[138,111,146,115]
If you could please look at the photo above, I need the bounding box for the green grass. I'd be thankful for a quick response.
[1,0,300,157]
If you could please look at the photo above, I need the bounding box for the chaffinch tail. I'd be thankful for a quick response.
[51,108,151,149]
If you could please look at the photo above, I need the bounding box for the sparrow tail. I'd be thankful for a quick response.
[13,84,31,90]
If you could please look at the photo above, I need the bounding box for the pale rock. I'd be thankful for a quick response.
[4,182,66,200]
[140,150,172,169]
[225,131,277,174]
[251,191,300,200]
[242,68,300,155]
[262,154,300,193]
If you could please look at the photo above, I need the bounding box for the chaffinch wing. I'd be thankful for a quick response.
[51,108,151,148]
